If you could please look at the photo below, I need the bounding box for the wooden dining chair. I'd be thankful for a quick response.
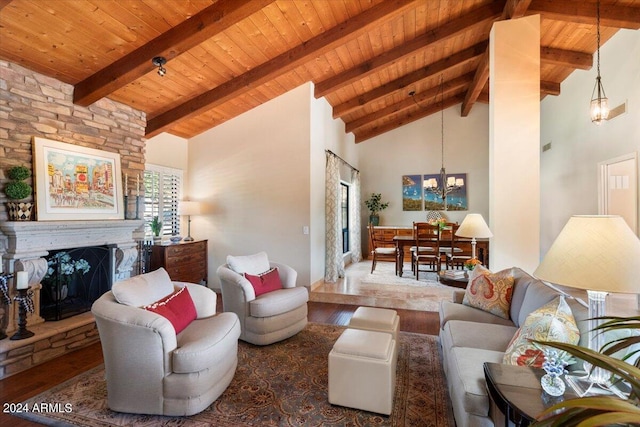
[412,222,440,279]
[446,224,473,269]
[368,223,398,274]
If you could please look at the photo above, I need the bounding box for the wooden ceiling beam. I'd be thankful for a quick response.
[73,0,274,106]
[460,0,533,117]
[345,73,473,134]
[333,41,487,119]
[314,2,503,98]
[529,0,640,29]
[355,95,465,143]
[541,80,560,96]
[145,0,419,137]
[540,47,592,70]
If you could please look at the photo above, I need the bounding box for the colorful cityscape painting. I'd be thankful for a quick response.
[33,137,123,220]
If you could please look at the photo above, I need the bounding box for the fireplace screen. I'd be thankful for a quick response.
[40,245,113,321]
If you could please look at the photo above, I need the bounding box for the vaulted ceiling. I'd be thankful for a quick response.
[1,0,639,143]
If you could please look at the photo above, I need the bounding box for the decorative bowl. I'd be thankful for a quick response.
[169,236,183,243]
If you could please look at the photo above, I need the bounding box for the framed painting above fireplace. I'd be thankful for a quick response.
[33,137,125,220]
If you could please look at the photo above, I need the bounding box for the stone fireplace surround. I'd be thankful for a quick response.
[0,219,143,378]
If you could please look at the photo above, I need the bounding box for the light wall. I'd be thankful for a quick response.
[540,29,640,255]
[187,84,311,287]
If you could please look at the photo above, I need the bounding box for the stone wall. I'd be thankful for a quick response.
[0,60,146,220]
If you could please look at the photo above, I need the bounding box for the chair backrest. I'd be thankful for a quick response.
[413,222,440,253]
[449,224,472,257]
[368,223,395,250]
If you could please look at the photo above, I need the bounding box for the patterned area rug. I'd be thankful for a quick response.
[17,323,454,427]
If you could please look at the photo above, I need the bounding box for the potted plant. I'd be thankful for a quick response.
[364,193,389,226]
[150,216,163,241]
[4,165,34,221]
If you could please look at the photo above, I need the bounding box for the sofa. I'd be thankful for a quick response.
[439,267,590,427]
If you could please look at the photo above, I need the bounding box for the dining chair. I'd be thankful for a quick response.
[412,222,441,279]
[368,223,398,273]
[446,224,473,269]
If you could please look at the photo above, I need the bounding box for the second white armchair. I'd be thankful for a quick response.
[217,252,308,346]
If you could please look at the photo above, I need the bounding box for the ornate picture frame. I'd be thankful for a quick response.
[32,137,124,220]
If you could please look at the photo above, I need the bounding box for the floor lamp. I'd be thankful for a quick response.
[179,201,201,242]
[455,213,493,261]
[534,215,640,394]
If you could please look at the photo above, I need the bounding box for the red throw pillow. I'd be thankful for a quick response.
[144,287,197,334]
[244,267,283,297]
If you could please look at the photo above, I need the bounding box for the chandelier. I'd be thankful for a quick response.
[590,0,609,124]
[424,75,464,210]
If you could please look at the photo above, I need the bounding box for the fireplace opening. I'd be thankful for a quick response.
[40,245,114,321]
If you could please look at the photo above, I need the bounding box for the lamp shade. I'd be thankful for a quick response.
[533,215,640,294]
[455,214,493,239]
[179,201,201,216]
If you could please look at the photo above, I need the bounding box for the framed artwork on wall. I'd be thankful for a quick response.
[402,174,423,211]
[33,137,125,220]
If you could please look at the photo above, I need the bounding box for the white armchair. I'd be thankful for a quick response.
[216,252,308,346]
[91,268,240,416]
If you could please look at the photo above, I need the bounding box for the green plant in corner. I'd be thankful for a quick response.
[150,216,163,237]
[364,193,389,226]
[532,315,640,426]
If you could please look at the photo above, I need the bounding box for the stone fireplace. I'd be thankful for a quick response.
[0,219,143,378]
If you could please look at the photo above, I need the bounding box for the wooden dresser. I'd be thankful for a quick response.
[150,240,208,284]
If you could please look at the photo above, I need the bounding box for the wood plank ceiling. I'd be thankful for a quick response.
[1,0,639,143]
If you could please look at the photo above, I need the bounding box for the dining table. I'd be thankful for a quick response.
[392,233,489,277]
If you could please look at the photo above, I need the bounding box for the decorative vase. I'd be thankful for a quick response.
[369,215,380,226]
[541,373,565,396]
[6,202,33,221]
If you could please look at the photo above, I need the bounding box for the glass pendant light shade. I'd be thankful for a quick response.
[590,76,609,124]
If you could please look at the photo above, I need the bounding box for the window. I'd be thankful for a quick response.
[341,182,349,253]
[144,165,183,237]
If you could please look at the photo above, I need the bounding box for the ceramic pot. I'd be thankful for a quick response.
[369,215,380,226]
[6,202,33,221]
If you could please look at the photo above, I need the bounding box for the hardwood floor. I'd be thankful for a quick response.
[0,300,440,427]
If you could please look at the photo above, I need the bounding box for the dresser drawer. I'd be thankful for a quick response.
[150,240,208,284]
[165,241,206,258]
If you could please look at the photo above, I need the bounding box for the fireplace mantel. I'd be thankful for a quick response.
[0,220,144,259]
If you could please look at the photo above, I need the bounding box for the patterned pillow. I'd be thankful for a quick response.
[462,266,514,319]
[503,295,580,367]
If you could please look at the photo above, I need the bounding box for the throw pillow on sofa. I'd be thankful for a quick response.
[462,265,514,319]
[503,295,580,367]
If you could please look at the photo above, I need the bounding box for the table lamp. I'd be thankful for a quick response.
[455,213,493,260]
[179,201,201,242]
[533,215,640,390]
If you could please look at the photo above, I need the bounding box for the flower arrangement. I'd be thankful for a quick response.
[463,258,482,271]
[45,252,91,280]
[539,346,575,396]
[428,218,447,230]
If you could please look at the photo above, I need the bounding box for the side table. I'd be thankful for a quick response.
[484,362,576,427]
[437,271,469,288]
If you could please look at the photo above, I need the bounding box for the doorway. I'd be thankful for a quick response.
[598,152,638,235]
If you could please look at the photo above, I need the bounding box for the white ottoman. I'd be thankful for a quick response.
[328,328,397,415]
[348,306,400,341]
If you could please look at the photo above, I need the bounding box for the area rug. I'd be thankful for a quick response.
[16,323,454,427]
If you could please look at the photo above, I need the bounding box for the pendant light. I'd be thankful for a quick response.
[590,0,609,124]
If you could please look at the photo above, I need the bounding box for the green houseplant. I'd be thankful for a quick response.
[532,316,640,426]
[150,216,163,240]
[364,193,389,226]
[4,165,34,221]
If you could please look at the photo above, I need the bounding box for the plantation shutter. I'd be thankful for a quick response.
[144,165,183,237]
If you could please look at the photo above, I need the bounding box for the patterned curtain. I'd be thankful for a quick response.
[349,169,362,263]
[325,153,344,282]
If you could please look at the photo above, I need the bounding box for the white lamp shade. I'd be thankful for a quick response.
[179,201,201,216]
[533,215,640,294]
[455,214,493,239]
